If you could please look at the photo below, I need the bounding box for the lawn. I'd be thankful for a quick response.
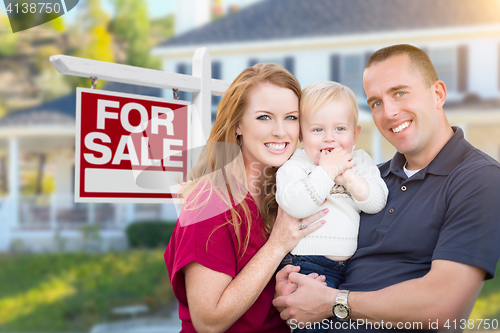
[0,250,173,332]
[0,251,499,332]
[469,262,500,322]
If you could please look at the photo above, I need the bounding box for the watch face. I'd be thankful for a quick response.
[334,304,349,319]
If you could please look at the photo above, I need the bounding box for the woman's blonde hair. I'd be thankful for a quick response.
[300,81,359,127]
[180,63,301,258]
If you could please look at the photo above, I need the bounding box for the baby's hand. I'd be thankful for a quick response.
[283,273,326,295]
[282,279,298,295]
[334,166,357,186]
[319,147,355,181]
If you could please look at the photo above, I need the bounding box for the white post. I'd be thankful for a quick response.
[114,204,122,227]
[0,138,19,251]
[161,203,178,222]
[87,203,95,224]
[9,137,19,228]
[192,47,212,145]
[371,129,383,164]
[126,203,135,224]
[116,204,128,227]
[0,197,9,251]
[50,193,57,229]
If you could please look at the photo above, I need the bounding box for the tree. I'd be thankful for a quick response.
[150,14,175,45]
[111,0,161,69]
[69,0,114,89]
[0,13,18,57]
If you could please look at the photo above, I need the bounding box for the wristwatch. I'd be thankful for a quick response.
[332,290,350,321]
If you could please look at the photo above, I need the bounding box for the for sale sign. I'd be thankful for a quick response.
[75,88,190,203]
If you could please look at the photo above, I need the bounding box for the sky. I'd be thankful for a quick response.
[1,0,263,23]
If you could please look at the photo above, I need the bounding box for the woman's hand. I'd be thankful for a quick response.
[267,207,327,257]
[184,208,326,333]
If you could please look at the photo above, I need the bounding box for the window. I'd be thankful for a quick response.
[248,58,258,67]
[247,57,291,72]
[498,43,500,91]
[212,61,222,116]
[457,45,468,93]
[429,48,456,91]
[341,55,364,97]
[330,55,340,82]
[330,53,367,99]
[424,46,468,94]
[284,57,295,75]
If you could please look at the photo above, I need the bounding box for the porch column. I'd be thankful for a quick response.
[87,203,95,224]
[50,193,57,229]
[125,203,135,225]
[371,128,383,164]
[161,203,178,222]
[9,137,19,227]
[0,200,9,250]
[1,137,20,251]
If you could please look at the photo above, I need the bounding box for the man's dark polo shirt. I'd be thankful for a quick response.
[333,127,500,332]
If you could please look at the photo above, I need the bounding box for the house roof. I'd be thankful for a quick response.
[160,0,500,47]
[0,83,162,128]
[0,94,77,128]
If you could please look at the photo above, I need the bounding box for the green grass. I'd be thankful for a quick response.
[1,251,499,332]
[0,250,173,332]
[469,262,500,322]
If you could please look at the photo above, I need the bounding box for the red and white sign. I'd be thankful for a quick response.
[75,88,190,203]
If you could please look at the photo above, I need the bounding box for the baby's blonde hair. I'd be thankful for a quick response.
[300,81,359,126]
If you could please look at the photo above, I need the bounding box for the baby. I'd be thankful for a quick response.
[276,81,388,294]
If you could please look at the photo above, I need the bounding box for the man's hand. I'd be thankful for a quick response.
[273,271,337,324]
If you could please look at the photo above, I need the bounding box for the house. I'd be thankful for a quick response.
[154,0,500,164]
[0,82,179,252]
[3,0,500,252]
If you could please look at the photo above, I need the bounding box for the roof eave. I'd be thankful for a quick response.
[0,125,75,139]
[153,23,500,59]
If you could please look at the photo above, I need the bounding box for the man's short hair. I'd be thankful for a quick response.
[365,44,438,87]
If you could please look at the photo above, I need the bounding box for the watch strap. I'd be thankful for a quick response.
[336,290,349,305]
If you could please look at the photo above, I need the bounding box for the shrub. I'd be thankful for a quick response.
[126,221,176,249]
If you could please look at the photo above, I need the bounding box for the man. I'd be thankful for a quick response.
[273,44,500,332]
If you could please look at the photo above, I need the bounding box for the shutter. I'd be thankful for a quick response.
[457,45,468,93]
[211,61,222,116]
[248,58,258,67]
[330,55,340,82]
[284,56,295,75]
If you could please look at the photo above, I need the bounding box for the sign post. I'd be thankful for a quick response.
[50,47,231,203]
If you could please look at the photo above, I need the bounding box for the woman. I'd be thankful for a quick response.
[165,63,327,333]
